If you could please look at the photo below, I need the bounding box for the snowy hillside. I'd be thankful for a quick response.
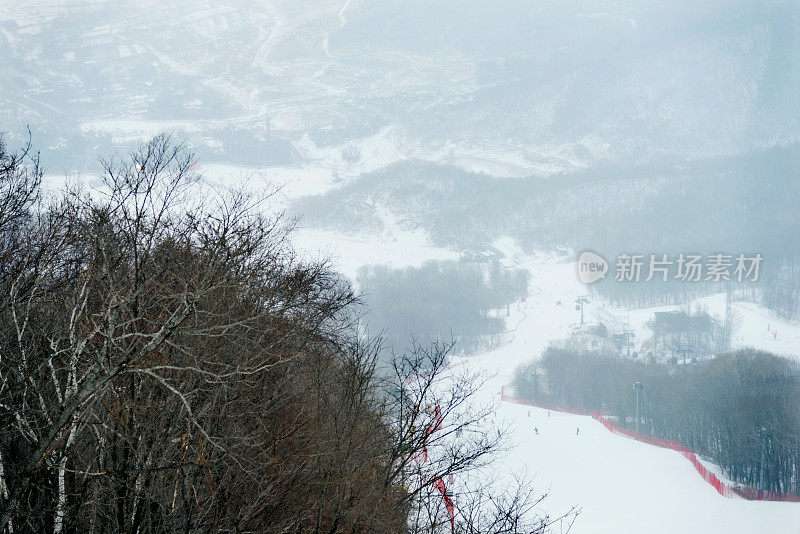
[293,227,800,533]
[4,1,800,531]
[5,0,800,176]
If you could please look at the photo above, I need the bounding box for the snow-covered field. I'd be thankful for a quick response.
[292,226,800,533]
[293,227,459,283]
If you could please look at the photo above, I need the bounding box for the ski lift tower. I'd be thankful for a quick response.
[620,314,635,357]
[575,295,589,325]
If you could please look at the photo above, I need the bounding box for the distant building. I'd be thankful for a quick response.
[571,322,608,338]
[496,257,516,269]
[460,245,505,264]
[648,311,718,362]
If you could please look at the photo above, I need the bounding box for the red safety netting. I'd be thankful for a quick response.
[500,383,800,503]
[411,404,456,531]
[432,477,455,532]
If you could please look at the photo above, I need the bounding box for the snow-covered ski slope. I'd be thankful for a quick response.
[294,228,800,533]
[465,305,800,533]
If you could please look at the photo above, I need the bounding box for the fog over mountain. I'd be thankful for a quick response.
[2,2,800,533]
[4,1,800,171]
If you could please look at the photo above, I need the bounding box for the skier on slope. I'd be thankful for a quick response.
[576,427,580,435]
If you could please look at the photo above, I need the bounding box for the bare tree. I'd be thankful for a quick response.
[0,134,369,531]
[0,134,557,533]
[378,340,568,533]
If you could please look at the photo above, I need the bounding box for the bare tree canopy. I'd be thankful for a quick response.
[0,135,553,534]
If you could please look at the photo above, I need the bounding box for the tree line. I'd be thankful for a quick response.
[514,347,800,494]
[357,261,530,355]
